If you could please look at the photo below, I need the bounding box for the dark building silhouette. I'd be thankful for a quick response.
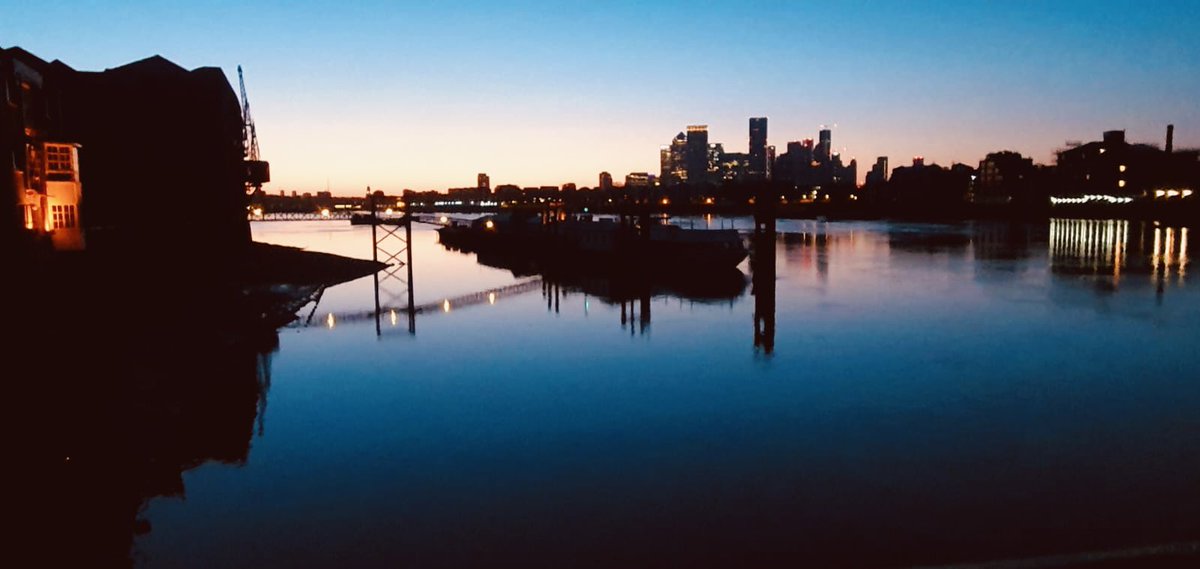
[685,125,711,186]
[816,128,832,163]
[1055,128,1199,200]
[974,151,1037,205]
[748,117,768,180]
[772,131,856,194]
[865,156,889,188]
[598,171,613,192]
[477,173,490,191]
[4,47,250,254]
[885,159,975,209]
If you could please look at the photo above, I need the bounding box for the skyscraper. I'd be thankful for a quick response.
[686,125,710,185]
[817,129,832,163]
[749,117,768,179]
[477,173,490,191]
[599,171,613,192]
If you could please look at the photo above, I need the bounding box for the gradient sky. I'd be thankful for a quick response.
[6,0,1200,194]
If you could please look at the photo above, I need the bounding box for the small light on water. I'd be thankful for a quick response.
[320,208,331,218]
[440,216,449,224]
[488,292,496,305]
[485,220,495,229]
[326,313,335,329]
[443,299,451,313]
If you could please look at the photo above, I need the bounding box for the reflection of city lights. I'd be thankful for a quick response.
[385,208,393,215]
[488,292,496,305]
[1167,190,1180,198]
[1185,190,1195,198]
[443,299,451,313]
[252,207,263,217]
[390,309,397,326]
[485,220,495,229]
[320,208,331,218]
[326,313,335,329]
[440,216,449,224]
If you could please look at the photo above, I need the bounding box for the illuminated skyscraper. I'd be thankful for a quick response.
[749,117,768,179]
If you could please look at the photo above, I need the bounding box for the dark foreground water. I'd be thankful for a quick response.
[104,219,1200,566]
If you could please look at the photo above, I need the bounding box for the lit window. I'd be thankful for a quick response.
[45,144,74,175]
[51,204,76,229]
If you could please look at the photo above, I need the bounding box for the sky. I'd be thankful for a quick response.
[5,0,1200,195]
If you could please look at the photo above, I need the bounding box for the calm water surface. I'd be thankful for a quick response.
[133,218,1199,567]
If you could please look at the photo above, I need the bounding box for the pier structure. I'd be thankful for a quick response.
[369,189,416,336]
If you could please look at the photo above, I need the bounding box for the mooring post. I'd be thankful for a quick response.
[405,210,416,334]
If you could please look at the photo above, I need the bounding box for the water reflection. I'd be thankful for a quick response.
[47,218,1196,568]
[1049,218,1190,291]
[19,271,279,568]
[751,213,776,354]
[440,240,750,334]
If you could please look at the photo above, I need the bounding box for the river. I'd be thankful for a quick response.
[127,217,1199,567]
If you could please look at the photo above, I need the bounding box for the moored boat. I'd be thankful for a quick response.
[436,213,747,271]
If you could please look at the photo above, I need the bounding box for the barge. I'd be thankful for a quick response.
[436,213,748,272]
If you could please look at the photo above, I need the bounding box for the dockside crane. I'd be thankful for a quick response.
[239,65,270,192]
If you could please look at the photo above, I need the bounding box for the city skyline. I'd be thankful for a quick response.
[7,0,1199,195]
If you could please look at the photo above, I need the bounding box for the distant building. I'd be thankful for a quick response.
[816,129,832,163]
[599,171,613,192]
[686,125,711,186]
[719,152,751,182]
[886,160,974,206]
[975,151,1035,205]
[477,173,490,191]
[773,132,854,190]
[749,117,768,179]
[625,172,651,189]
[865,156,889,187]
[1055,128,1199,199]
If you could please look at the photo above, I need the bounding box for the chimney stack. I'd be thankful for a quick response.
[1166,124,1174,154]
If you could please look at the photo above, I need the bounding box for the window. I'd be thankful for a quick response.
[51,204,77,229]
[45,144,74,175]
